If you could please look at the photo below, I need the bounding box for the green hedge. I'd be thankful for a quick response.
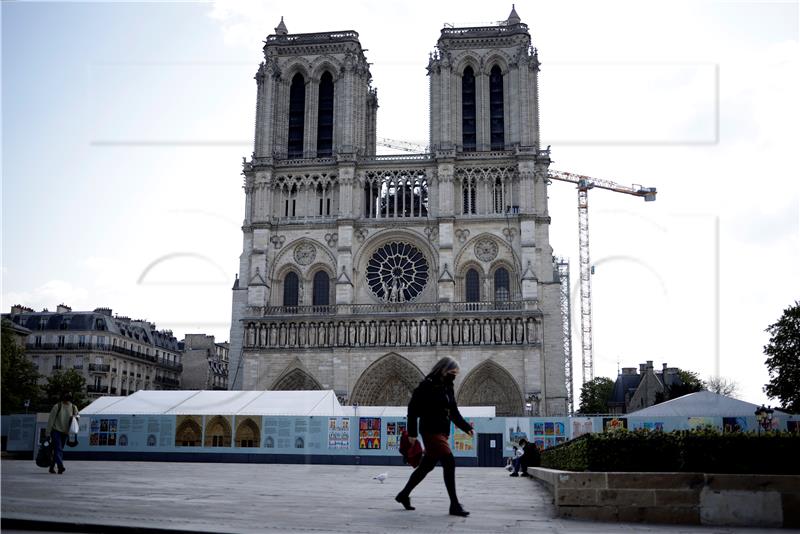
[541,429,800,474]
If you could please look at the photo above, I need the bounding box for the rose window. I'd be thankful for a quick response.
[366,242,429,303]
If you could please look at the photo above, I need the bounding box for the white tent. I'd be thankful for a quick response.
[339,405,496,417]
[628,390,777,418]
[80,390,496,418]
[80,390,346,416]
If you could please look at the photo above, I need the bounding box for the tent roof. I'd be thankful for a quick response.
[80,390,346,416]
[338,406,495,418]
[628,390,775,417]
[79,390,495,418]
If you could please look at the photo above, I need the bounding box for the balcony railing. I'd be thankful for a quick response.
[155,376,180,387]
[52,364,63,370]
[257,300,533,318]
[86,384,107,394]
[88,364,111,373]
[25,342,180,369]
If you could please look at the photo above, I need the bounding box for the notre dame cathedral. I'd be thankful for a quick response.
[228,7,568,416]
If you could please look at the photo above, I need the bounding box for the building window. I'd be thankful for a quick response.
[465,269,480,302]
[494,267,510,301]
[312,271,330,307]
[462,177,476,215]
[316,71,334,157]
[57,335,65,348]
[54,355,63,369]
[462,66,476,151]
[78,335,86,347]
[288,73,305,159]
[489,65,504,150]
[34,335,42,348]
[97,335,106,348]
[283,272,299,307]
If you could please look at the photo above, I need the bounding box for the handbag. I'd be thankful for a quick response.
[67,415,79,447]
[35,439,53,468]
[69,415,80,435]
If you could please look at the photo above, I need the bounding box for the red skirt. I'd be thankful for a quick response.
[421,433,451,460]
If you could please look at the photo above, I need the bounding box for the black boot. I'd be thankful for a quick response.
[395,493,415,510]
[449,503,470,517]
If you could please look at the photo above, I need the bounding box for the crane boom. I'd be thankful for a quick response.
[548,169,657,386]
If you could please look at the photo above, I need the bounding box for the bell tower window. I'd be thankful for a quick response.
[317,71,334,157]
[489,65,504,150]
[462,66,476,152]
[288,73,305,159]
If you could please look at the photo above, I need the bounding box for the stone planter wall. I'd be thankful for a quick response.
[531,467,800,528]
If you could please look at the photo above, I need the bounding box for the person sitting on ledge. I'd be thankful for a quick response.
[510,438,540,477]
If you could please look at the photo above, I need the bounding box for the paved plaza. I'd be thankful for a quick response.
[0,460,782,533]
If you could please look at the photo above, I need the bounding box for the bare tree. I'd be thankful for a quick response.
[705,376,740,398]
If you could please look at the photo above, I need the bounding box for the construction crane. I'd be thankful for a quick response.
[547,170,657,385]
[377,137,429,153]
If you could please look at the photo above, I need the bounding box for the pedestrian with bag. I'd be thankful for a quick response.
[395,357,473,517]
[46,391,79,474]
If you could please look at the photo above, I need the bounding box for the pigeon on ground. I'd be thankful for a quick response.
[373,472,389,483]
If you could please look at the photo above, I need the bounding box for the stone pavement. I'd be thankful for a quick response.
[0,460,780,533]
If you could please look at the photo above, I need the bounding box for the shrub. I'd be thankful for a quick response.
[541,429,800,474]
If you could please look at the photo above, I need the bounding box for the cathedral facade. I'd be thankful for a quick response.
[228,8,567,416]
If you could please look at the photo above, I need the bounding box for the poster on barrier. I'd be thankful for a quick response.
[328,417,350,449]
[359,417,381,449]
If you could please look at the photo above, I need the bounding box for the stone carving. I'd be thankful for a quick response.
[366,242,429,303]
[474,238,498,262]
[355,228,369,242]
[270,235,286,249]
[502,227,516,242]
[455,228,470,244]
[293,242,317,266]
[423,225,438,243]
[324,233,338,247]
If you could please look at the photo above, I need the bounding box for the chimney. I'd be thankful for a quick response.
[621,367,637,375]
[639,363,646,374]
[94,307,113,316]
[57,304,72,313]
[646,360,654,370]
[662,363,668,374]
[10,304,34,314]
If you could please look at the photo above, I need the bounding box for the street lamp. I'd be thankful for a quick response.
[754,405,774,434]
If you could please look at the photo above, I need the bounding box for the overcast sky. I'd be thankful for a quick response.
[3,1,798,407]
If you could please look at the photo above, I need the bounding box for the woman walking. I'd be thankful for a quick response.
[395,357,473,517]
[46,391,79,474]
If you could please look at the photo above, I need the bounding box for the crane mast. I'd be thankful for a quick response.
[548,169,657,385]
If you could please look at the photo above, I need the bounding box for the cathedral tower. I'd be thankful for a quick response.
[229,8,567,416]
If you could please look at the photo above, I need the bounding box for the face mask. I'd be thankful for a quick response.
[444,373,456,384]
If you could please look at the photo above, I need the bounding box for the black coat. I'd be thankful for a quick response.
[407,375,472,438]
[521,442,541,467]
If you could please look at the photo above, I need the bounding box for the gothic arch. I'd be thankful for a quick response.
[271,365,323,391]
[271,238,336,280]
[282,60,312,83]
[453,54,481,77]
[204,416,232,447]
[457,360,524,416]
[175,417,202,447]
[235,417,261,447]
[310,58,343,81]
[454,232,515,273]
[489,260,518,300]
[456,260,486,301]
[480,53,511,76]
[350,353,425,406]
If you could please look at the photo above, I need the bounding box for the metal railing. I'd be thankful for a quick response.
[258,300,531,318]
